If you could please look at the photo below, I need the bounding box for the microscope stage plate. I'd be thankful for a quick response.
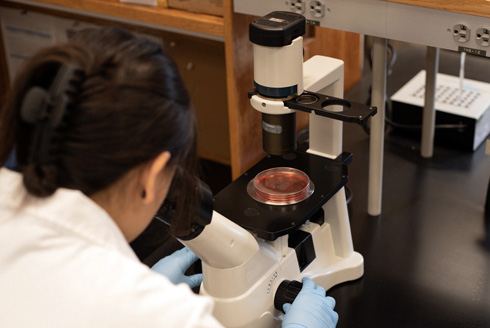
[213,151,349,240]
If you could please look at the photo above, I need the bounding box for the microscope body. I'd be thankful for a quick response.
[179,59,363,327]
[172,12,375,328]
[180,208,362,328]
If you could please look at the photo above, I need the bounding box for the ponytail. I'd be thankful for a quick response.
[0,26,198,233]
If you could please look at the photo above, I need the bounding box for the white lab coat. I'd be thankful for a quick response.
[0,168,224,328]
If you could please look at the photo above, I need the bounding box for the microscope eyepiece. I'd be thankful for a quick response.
[155,177,213,241]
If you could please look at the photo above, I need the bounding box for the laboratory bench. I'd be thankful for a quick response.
[326,41,490,328]
[331,120,490,327]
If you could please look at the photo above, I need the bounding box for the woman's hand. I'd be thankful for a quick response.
[282,277,339,328]
[151,247,202,288]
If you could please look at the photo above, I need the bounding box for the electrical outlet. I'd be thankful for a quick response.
[453,24,471,43]
[288,0,305,14]
[476,27,490,47]
[309,0,325,18]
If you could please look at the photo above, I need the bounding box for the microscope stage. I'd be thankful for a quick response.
[213,150,350,240]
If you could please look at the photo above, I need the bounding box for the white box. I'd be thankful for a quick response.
[391,70,490,151]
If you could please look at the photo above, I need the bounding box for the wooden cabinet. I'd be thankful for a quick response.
[0,0,361,179]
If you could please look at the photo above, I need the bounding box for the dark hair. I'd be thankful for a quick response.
[0,27,198,232]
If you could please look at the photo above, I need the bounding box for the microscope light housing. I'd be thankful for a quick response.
[249,11,305,47]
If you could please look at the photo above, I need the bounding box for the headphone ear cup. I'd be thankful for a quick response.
[20,86,48,124]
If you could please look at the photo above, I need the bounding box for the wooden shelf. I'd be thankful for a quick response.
[0,0,225,37]
[0,0,362,178]
[385,0,490,19]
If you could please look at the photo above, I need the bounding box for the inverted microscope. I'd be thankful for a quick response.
[158,11,376,328]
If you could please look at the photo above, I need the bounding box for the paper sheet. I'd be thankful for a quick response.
[0,7,56,82]
[120,0,157,6]
[0,6,162,83]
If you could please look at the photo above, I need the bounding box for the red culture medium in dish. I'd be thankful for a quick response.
[253,167,311,203]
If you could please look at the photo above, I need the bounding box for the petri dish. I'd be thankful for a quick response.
[251,167,313,205]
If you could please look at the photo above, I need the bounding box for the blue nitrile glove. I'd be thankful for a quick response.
[282,277,339,328]
[151,247,203,288]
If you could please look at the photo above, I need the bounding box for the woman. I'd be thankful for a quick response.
[0,27,338,328]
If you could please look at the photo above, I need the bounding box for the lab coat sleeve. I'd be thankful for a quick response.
[62,247,225,328]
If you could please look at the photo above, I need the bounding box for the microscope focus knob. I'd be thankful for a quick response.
[274,280,303,313]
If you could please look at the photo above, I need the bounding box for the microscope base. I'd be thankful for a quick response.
[199,217,363,328]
